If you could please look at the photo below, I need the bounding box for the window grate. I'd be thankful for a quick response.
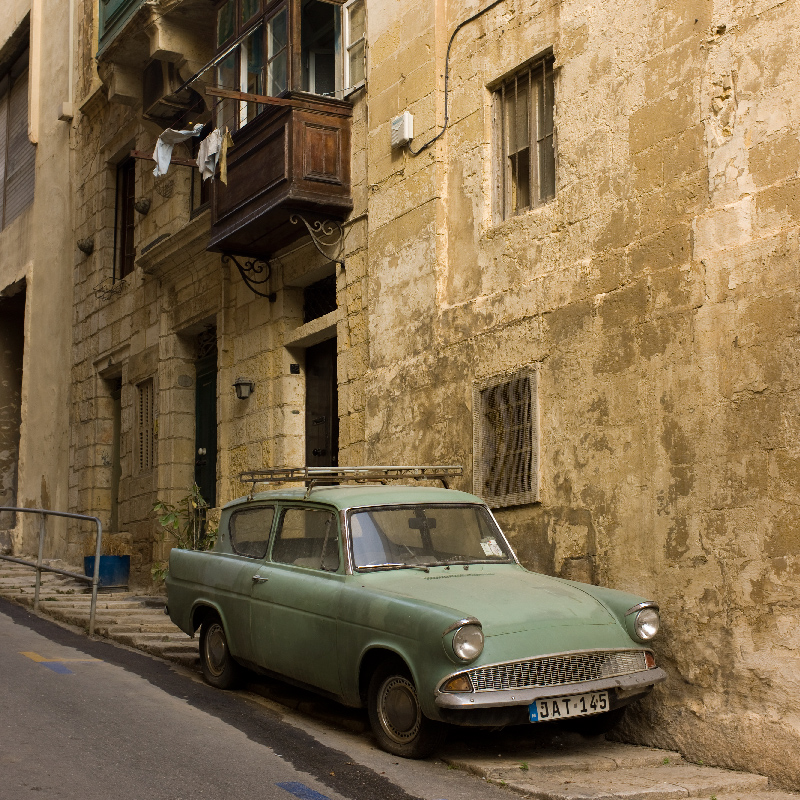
[495,54,555,221]
[303,274,337,323]
[468,650,648,692]
[473,367,538,508]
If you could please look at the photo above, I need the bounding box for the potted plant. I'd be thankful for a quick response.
[83,533,131,588]
[151,484,217,583]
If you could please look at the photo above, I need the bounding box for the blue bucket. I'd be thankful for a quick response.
[84,555,130,587]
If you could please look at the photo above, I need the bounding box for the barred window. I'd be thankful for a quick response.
[473,368,539,508]
[494,55,555,221]
[136,379,155,472]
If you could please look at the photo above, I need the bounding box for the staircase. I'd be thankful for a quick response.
[0,559,199,667]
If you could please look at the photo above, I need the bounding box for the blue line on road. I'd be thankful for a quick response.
[42,662,74,674]
[276,782,332,800]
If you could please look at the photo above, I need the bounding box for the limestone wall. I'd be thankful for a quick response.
[363,0,800,787]
[0,0,74,556]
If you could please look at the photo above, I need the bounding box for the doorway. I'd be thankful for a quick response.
[305,338,338,467]
[194,330,218,507]
[0,288,25,531]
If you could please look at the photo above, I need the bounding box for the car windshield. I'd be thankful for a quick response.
[348,504,515,570]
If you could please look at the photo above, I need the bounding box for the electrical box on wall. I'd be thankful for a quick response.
[391,111,414,148]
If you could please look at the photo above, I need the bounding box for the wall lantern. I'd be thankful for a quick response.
[233,377,255,400]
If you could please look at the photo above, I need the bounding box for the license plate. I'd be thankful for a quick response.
[529,690,609,723]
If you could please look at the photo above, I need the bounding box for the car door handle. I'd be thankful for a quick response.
[252,575,269,584]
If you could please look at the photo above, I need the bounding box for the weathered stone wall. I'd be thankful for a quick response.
[0,0,74,556]
[363,0,800,787]
[70,0,369,584]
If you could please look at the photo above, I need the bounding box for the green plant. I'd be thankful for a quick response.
[151,484,217,581]
[519,762,529,771]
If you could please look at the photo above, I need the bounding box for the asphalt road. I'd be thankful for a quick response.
[0,599,514,800]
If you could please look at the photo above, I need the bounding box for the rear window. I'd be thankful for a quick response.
[229,506,275,559]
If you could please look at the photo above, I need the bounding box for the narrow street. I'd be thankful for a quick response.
[0,598,512,800]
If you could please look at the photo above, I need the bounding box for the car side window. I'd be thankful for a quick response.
[229,506,275,559]
[272,508,340,571]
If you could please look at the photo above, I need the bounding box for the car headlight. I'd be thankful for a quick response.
[452,624,484,662]
[633,607,660,641]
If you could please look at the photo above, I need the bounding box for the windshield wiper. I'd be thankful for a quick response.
[357,563,430,573]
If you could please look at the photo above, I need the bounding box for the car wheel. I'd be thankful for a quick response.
[563,706,627,737]
[199,613,240,690]
[367,661,446,759]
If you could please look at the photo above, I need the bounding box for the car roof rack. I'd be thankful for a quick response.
[239,465,463,499]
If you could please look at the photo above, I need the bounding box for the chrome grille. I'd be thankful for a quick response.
[469,650,648,692]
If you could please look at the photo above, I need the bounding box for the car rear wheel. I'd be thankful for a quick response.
[367,661,446,759]
[199,613,240,690]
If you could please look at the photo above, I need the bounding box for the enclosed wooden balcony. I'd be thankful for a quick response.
[208,91,352,257]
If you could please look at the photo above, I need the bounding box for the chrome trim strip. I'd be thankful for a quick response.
[442,617,482,637]
[625,601,660,616]
[435,667,667,709]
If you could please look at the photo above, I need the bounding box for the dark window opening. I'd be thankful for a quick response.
[303,273,337,323]
[190,132,211,216]
[301,0,337,96]
[115,158,136,280]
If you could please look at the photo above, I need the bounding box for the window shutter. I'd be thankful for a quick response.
[0,91,7,226]
[137,379,154,472]
[4,69,35,226]
[473,367,539,508]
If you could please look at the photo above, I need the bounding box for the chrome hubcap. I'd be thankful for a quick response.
[205,623,227,676]
[377,676,421,744]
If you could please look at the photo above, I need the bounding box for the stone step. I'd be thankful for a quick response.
[476,763,771,800]
[100,620,178,633]
[449,744,686,776]
[110,631,196,648]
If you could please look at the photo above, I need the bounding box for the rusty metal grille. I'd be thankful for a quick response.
[468,650,648,692]
[473,367,539,508]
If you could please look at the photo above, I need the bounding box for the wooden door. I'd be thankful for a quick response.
[305,338,338,467]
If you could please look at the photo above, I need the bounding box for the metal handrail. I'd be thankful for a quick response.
[0,507,103,636]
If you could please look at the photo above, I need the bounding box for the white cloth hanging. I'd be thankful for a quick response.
[152,124,204,177]
[197,128,224,181]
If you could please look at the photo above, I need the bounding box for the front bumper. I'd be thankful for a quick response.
[435,666,667,710]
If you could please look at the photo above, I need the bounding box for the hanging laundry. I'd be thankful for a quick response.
[152,124,204,177]
[197,128,223,181]
[219,128,235,185]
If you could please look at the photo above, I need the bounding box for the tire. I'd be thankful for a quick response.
[199,613,240,690]
[563,706,627,737]
[367,661,447,759]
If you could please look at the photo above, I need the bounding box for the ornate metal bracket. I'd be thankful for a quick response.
[222,254,276,301]
[290,214,344,267]
[93,276,126,301]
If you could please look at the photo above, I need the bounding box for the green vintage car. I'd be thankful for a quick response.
[166,467,665,758]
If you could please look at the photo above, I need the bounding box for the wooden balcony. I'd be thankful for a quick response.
[208,92,353,258]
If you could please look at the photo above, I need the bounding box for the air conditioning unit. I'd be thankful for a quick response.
[142,59,199,124]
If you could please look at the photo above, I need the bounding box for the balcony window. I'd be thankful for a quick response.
[343,0,364,93]
[212,0,351,132]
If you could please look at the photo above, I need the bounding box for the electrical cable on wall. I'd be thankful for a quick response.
[407,0,506,155]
